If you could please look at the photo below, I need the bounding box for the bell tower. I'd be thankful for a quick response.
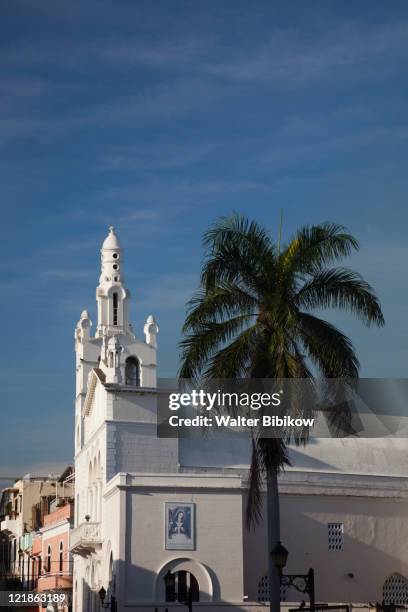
[95,226,132,338]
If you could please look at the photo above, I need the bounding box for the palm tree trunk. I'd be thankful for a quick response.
[266,464,281,612]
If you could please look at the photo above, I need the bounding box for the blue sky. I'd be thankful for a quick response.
[1,0,408,476]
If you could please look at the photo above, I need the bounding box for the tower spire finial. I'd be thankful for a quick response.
[96,227,131,338]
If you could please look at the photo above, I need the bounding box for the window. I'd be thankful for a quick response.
[59,542,63,573]
[383,573,408,605]
[46,545,51,573]
[328,522,343,551]
[112,292,118,325]
[125,357,140,386]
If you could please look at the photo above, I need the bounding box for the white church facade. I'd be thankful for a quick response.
[71,227,408,611]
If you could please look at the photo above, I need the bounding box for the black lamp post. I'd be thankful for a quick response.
[99,586,117,611]
[99,586,110,609]
[271,541,315,612]
[271,541,289,576]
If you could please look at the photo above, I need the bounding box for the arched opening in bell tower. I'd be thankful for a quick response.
[112,292,118,326]
[125,356,140,386]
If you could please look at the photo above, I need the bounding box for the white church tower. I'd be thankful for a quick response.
[71,227,184,611]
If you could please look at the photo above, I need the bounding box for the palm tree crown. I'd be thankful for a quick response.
[179,214,384,525]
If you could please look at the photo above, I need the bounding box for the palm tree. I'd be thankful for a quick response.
[179,214,384,612]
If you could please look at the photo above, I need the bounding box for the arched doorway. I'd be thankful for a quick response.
[165,570,199,602]
[155,559,213,602]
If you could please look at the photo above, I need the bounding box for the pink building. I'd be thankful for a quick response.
[34,501,74,612]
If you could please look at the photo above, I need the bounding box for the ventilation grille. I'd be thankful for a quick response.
[328,522,343,551]
[257,574,287,602]
[383,574,408,605]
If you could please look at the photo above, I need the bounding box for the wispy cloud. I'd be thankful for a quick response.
[41,268,94,280]
[97,179,267,204]
[204,22,408,85]
[1,17,408,147]
[137,272,198,312]
[100,142,217,171]
[0,76,229,144]
[98,36,212,68]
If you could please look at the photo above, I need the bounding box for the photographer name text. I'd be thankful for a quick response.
[167,415,315,428]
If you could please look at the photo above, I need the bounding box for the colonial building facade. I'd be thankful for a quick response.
[71,228,408,611]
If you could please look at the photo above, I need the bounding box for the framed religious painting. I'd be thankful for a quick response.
[165,502,195,550]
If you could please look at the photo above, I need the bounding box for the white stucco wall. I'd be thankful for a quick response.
[243,474,408,604]
[105,473,244,607]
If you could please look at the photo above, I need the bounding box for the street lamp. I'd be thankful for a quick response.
[99,586,117,611]
[99,587,111,609]
[271,541,289,576]
[271,541,315,612]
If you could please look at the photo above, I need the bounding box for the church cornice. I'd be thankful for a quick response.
[272,470,408,499]
[104,472,242,498]
[103,384,158,394]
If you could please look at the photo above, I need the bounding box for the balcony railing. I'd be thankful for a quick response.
[37,572,73,592]
[70,522,102,556]
[0,515,19,535]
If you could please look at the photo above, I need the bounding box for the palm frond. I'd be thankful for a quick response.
[179,315,252,379]
[246,435,264,529]
[201,214,276,294]
[204,324,259,379]
[281,222,359,276]
[203,213,273,254]
[183,283,257,333]
[297,312,359,378]
[258,437,291,473]
[296,267,385,327]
